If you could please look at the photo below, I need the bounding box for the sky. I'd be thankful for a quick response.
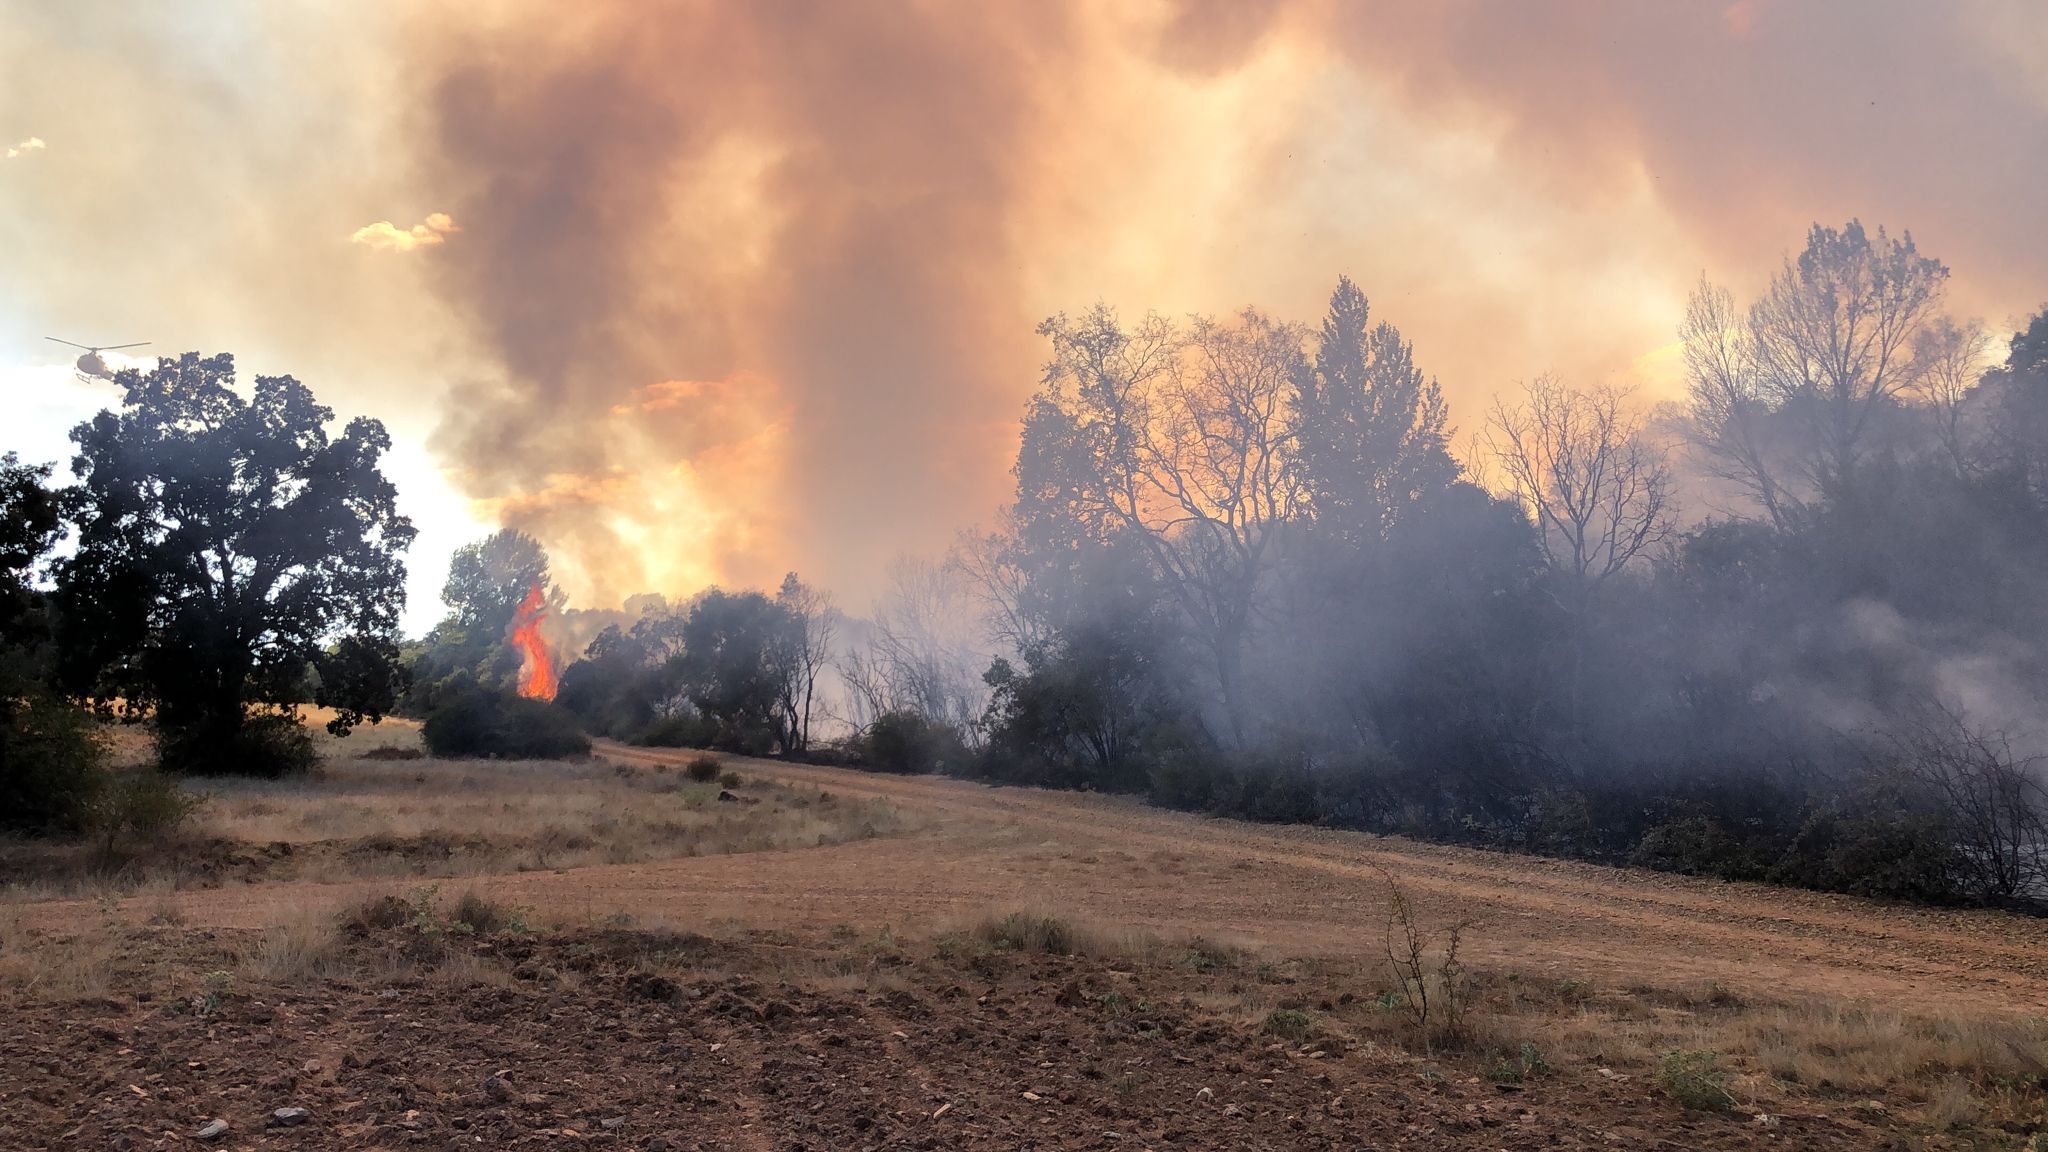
[2,0,2044,635]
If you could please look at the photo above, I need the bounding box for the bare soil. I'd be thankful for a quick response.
[5,918,1891,1151]
[6,740,2048,1148]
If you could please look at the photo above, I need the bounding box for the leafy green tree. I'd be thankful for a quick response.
[1289,276,1460,548]
[56,352,415,773]
[1980,305,2048,500]
[408,529,557,701]
[442,529,553,636]
[0,452,65,652]
[677,588,798,753]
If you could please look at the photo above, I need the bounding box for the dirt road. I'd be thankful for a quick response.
[31,743,2048,1015]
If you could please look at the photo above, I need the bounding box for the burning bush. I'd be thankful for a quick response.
[421,685,590,760]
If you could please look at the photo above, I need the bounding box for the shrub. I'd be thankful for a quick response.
[1264,1008,1314,1040]
[1630,814,1766,881]
[1771,809,1968,903]
[685,754,723,783]
[717,769,743,788]
[157,711,318,778]
[0,680,109,831]
[452,889,525,935]
[83,768,199,852]
[1657,1049,1735,1112]
[975,912,1077,955]
[639,711,717,749]
[861,710,962,774]
[421,687,591,759]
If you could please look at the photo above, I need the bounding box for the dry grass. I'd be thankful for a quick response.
[0,909,123,1001]
[237,905,348,983]
[939,904,2048,1139]
[940,906,1254,970]
[1,718,907,900]
[6,893,2044,1145]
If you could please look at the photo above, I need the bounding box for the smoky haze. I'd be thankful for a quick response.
[1,0,2044,611]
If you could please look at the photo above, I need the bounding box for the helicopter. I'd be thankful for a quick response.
[45,337,150,382]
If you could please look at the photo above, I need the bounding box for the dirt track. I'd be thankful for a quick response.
[30,742,2048,1015]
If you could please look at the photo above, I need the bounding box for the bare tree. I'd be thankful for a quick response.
[1037,304,1305,744]
[948,523,1046,656]
[1887,704,2047,901]
[1680,276,1797,528]
[1486,376,1673,592]
[1486,376,1674,736]
[834,557,990,741]
[774,572,837,754]
[1913,315,1991,479]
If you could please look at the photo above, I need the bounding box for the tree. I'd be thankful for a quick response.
[1682,221,1951,523]
[0,452,107,830]
[1486,377,1673,594]
[0,452,65,649]
[1884,704,2047,902]
[1289,276,1459,548]
[1913,315,1991,479]
[839,557,989,738]
[1035,304,1306,743]
[1485,376,1673,735]
[677,588,797,754]
[443,529,553,636]
[773,572,836,754]
[56,352,414,773]
[410,529,558,700]
[1679,277,1796,527]
[1979,305,2048,500]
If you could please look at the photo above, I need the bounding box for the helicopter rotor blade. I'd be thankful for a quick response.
[45,337,93,351]
[99,342,151,351]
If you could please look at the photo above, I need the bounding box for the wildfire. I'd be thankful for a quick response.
[509,582,558,701]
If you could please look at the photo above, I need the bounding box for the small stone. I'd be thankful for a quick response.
[645,1139,674,1152]
[271,1106,311,1127]
[600,1116,627,1130]
[1195,1087,1214,1101]
[195,1119,230,1141]
[484,1071,517,1102]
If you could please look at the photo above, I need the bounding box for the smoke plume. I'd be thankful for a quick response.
[3,0,2044,612]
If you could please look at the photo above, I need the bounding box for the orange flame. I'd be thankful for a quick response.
[509,582,558,701]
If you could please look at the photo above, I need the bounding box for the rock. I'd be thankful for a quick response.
[1195,1087,1214,1101]
[485,1071,518,1102]
[271,1106,311,1126]
[600,1116,627,1130]
[716,790,739,803]
[645,1139,674,1152]
[195,1119,230,1141]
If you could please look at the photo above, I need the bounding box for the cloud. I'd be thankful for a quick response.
[4,135,44,159]
[350,211,459,252]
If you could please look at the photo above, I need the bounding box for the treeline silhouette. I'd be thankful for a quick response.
[484,221,2048,908]
[6,220,2045,910]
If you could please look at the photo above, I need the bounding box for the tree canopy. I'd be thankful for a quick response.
[55,352,415,772]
